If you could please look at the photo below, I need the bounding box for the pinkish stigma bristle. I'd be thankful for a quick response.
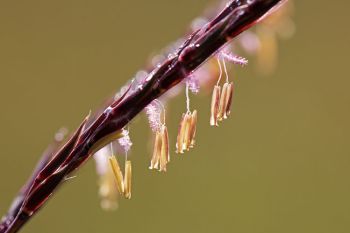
[145,101,163,132]
[219,51,248,66]
[118,129,133,154]
[186,75,200,94]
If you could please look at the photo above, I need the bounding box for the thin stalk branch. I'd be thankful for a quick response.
[0,1,283,233]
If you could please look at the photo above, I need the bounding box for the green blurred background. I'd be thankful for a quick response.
[1,1,349,233]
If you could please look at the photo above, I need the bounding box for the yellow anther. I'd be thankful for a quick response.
[189,110,197,148]
[183,112,192,151]
[159,125,170,172]
[225,82,234,117]
[218,82,229,121]
[108,155,124,195]
[176,114,186,154]
[210,85,221,126]
[123,160,132,199]
[149,131,162,170]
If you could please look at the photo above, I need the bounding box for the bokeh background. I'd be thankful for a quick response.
[1,1,349,233]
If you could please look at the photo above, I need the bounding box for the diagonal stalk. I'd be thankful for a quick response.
[0,1,284,233]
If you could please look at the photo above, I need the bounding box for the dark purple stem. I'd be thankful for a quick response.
[0,130,67,232]
[0,1,283,233]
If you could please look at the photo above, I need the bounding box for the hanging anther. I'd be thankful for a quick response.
[210,58,235,126]
[210,85,221,126]
[149,130,162,170]
[123,160,132,199]
[177,79,199,153]
[159,125,170,172]
[109,155,133,199]
[108,155,124,195]
[225,82,234,118]
[218,82,230,121]
[183,112,192,151]
[176,113,186,154]
[189,110,197,148]
[176,110,198,153]
[148,99,171,172]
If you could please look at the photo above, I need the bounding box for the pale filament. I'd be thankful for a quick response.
[222,58,229,83]
[186,82,191,113]
[216,58,223,85]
